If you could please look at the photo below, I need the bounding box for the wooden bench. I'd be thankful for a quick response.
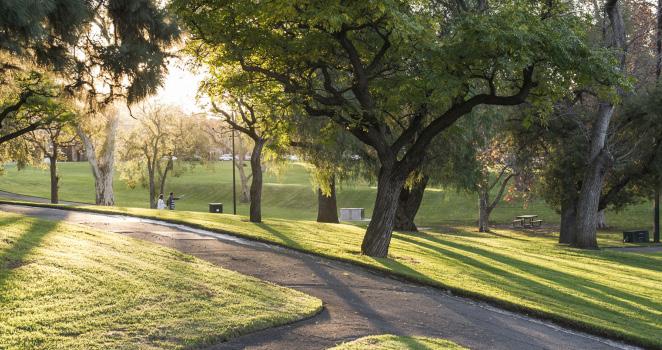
[512,219,524,227]
[532,219,543,227]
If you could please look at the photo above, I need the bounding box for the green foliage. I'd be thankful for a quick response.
[118,104,210,202]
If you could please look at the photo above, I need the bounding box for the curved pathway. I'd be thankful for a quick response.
[0,204,640,350]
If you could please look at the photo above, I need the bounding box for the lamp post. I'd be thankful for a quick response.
[231,111,237,215]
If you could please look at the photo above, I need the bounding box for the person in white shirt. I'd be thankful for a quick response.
[157,194,166,210]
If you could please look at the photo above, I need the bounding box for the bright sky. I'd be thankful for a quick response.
[152,57,209,114]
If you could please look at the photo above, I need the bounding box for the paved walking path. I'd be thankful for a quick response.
[0,204,640,350]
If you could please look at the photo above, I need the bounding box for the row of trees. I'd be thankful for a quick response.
[1,0,660,259]
[172,0,662,257]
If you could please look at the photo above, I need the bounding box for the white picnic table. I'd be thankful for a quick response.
[514,215,539,228]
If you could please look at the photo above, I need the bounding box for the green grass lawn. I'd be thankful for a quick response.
[0,161,656,230]
[5,203,659,348]
[330,335,467,350]
[0,211,321,350]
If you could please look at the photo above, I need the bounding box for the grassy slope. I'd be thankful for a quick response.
[0,162,655,230]
[4,203,658,348]
[0,211,321,350]
[329,335,467,350]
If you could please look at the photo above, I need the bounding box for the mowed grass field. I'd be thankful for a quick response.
[0,161,655,230]
[5,204,658,348]
[0,211,321,350]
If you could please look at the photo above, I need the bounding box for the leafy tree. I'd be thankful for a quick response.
[474,124,520,233]
[203,64,292,223]
[394,121,478,232]
[0,64,65,144]
[291,118,373,223]
[0,0,179,145]
[209,95,290,223]
[119,104,210,209]
[25,112,78,204]
[175,0,621,257]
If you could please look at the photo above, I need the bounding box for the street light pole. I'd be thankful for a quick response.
[231,111,237,215]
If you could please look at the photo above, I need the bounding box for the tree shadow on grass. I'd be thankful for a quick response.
[395,234,661,330]
[0,215,59,293]
[254,222,304,250]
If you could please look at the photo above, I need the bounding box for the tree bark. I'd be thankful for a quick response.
[654,0,661,243]
[249,139,265,223]
[478,191,492,233]
[574,0,624,249]
[235,138,251,203]
[158,156,173,201]
[49,151,59,204]
[148,164,156,209]
[559,198,577,244]
[76,117,117,206]
[361,167,406,257]
[236,160,251,203]
[394,176,429,232]
[575,147,612,249]
[317,175,339,223]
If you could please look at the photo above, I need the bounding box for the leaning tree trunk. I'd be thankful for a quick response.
[236,160,251,203]
[158,157,173,200]
[478,190,492,233]
[361,167,407,257]
[235,139,251,203]
[49,152,59,204]
[317,175,339,223]
[559,198,577,244]
[394,175,429,232]
[148,166,157,209]
[575,149,611,249]
[249,139,265,223]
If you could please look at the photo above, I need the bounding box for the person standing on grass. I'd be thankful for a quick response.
[157,194,166,210]
[168,192,176,210]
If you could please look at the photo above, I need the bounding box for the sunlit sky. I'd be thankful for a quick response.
[152,57,208,115]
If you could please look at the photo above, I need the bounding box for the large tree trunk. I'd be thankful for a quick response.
[49,152,59,204]
[478,190,492,233]
[249,139,264,223]
[574,0,624,249]
[361,167,406,257]
[317,175,339,223]
[394,175,428,232]
[654,0,661,243]
[559,198,577,244]
[575,148,611,249]
[76,116,117,206]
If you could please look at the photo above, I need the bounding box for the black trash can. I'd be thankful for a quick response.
[209,203,223,213]
[623,230,649,243]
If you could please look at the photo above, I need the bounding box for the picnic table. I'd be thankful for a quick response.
[513,215,543,228]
